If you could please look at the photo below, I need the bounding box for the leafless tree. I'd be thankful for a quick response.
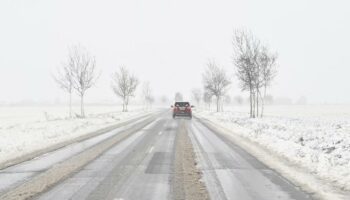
[191,88,202,107]
[258,46,277,117]
[202,60,231,112]
[111,66,139,112]
[53,64,74,118]
[142,81,154,110]
[232,29,260,117]
[174,92,183,102]
[232,29,277,118]
[68,45,99,118]
[203,90,212,110]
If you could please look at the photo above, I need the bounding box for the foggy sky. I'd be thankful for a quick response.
[0,0,349,104]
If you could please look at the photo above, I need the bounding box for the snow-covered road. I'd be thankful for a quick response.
[1,111,316,200]
[190,117,311,200]
[0,107,155,168]
[0,114,156,194]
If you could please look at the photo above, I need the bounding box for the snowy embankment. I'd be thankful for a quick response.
[0,105,154,166]
[195,105,350,193]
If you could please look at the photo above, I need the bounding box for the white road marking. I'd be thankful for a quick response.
[158,131,163,135]
[148,146,154,154]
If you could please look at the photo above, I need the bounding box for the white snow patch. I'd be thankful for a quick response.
[195,105,350,196]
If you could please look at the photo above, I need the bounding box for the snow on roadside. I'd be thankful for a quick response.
[195,109,350,192]
[0,106,154,165]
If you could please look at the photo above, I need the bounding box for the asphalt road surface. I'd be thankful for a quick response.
[2,112,312,200]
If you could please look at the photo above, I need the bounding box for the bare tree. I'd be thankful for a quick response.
[53,64,74,118]
[68,45,99,118]
[148,96,155,106]
[203,90,212,110]
[142,81,153,110]
[111,66,139,112]
[174,92,183,102]
[191,88,202,106]
[202,60,231,112]
[259,46,277,117]
[232,29,260,118]
[232,29,277,118]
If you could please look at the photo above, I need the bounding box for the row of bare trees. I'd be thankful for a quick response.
[232,29,277,118]
[53,46,99,118]
[202,60,231,112]
[111,67,155,112]
[199,29,278,117]
[111,67,139,112]
[54,45,152,118]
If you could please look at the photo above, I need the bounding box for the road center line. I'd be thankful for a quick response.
[158,131,162,135]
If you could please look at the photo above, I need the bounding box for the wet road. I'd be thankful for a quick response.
[0,116,153,194]
[189,118,311,200]
[35,113,178,200]
[2,112,312,200]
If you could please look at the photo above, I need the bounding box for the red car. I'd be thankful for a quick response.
[172,102,193,119]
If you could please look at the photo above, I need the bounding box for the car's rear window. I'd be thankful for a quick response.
[175,102,190,107]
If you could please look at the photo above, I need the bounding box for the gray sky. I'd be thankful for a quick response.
[0,0,349,104]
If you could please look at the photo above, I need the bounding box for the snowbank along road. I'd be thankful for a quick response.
[0,111,312,200]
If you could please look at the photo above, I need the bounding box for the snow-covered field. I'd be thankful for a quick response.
[196,105,350,192]
[0,105,153,166]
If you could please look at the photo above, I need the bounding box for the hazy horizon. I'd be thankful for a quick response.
[1,0,349,105]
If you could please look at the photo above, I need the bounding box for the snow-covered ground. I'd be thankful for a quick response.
[195,105,350,192]
[0,105,153,166]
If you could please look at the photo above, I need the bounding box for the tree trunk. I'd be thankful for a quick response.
[249,89,253,118]
[252,91,255,118]
[256,88,259,118]
[122,97,126,112]
[260,85,267,118]
[80,94,85,118]
[69,92,72,118]
[216,96,220,112]
[125,97,129,112]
